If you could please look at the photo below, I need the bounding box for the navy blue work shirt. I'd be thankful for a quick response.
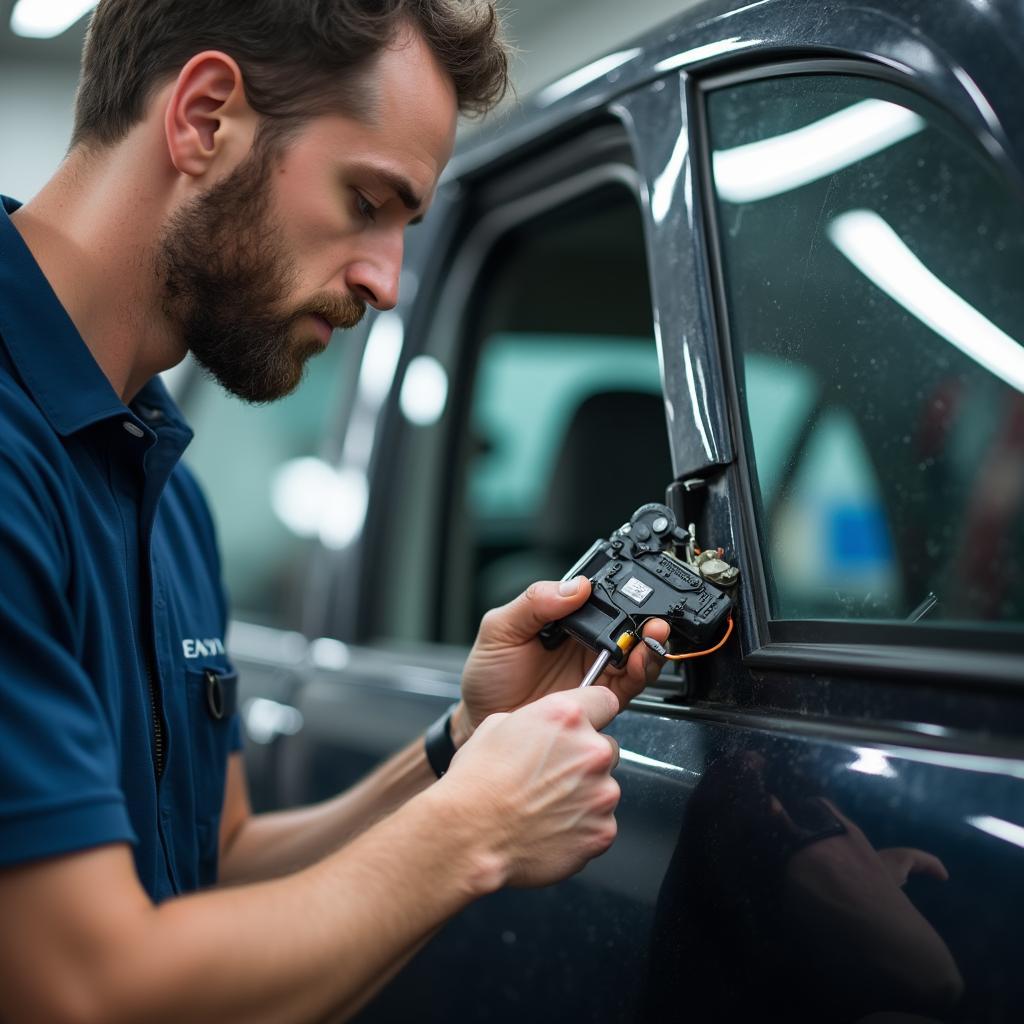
[0,196,241,901]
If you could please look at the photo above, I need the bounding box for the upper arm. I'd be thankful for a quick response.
[0,843,152,1022]
[0,443,134,869]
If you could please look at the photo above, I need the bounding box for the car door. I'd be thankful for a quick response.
[331,14,1020,1024]
[621,13,1024,1024]
[179,2,1024,1021]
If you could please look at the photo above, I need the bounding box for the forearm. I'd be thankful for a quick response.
[86,791,494,1024]
[4,690,623,1024]
[219,735,437,885]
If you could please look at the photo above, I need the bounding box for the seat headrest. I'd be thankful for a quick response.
[536,389,673,551]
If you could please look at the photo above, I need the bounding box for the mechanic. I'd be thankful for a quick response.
[0,2,669,1021]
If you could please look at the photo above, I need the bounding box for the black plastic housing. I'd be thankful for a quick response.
[539,502,733,666]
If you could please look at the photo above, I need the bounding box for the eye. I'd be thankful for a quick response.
[353,191,378,223]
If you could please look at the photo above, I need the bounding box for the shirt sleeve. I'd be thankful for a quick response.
[0,448,135,868]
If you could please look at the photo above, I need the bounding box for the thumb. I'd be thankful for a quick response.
[481,577,592,645]
[565,684,621,732]
[878,847,950,885]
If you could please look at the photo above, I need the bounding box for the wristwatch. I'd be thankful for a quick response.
[424,702,461,778]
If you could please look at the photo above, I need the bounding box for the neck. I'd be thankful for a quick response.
[10,142,186,404]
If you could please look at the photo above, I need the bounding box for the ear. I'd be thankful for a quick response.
[164,51,255,178]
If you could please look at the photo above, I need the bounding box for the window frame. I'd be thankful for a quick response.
[693,58,1024,685]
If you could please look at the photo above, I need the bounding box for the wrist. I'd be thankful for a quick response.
[417,784,508,897]
[449,700,473,749]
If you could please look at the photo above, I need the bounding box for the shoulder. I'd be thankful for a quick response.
[0,366,63,460]
[0,369,73,544]
[0,385,74,589]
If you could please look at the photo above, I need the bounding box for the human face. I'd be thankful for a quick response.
[157,142,362,403]
[158,27,457,404]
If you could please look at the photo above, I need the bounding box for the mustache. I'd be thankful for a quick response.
[295,293,367,331]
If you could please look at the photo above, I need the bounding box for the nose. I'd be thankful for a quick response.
[343,237,403,311]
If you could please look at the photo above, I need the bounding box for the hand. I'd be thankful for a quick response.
[453,577,670,745]
[876,846,949,886]
[439,687,623,888]
[781,799,963,1012]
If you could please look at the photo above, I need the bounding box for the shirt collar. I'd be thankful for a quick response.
[0,195,190,442]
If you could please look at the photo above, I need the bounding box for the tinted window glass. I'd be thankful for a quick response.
[708,74,1024,626]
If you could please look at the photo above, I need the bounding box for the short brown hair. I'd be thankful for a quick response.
[71,0,508,149]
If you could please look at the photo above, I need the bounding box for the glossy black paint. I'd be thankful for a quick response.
[219,1,1024,1021]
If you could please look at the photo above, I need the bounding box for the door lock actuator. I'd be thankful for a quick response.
[537,502,739,688]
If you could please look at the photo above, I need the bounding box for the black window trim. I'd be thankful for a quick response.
[692,57,1024,687]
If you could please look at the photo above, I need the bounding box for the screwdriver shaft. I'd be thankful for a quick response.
[579,649,612,688]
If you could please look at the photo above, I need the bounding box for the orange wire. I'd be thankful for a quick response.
[662,614,734,661]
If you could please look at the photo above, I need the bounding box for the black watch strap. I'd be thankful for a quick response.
[425,702,460,778]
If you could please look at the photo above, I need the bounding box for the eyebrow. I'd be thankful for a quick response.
[354,163,426,225]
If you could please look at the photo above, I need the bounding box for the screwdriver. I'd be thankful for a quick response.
[578,631,637,687]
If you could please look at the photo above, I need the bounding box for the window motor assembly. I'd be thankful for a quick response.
[538,502,740,687]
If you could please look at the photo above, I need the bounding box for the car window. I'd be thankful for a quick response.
[467,330,663,625]
[181,330,357,630]
[372,180,671,645]
[455,186,669,641]
[706,73,1024,627]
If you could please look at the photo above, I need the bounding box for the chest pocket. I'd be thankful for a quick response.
[184,664,238,881]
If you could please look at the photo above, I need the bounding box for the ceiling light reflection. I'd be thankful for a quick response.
[652,128,688,224]
[713,99,924,204]
[242,698,304,745]
[270,456,369,550]
[357,312,404,404]
[309,637,351,671]
[11,0,94,37]
[536,48,641,107]
[619,749,697,775]
[968,815,1024,849]
[849,748,897,778]
[400,355,448,426]
[829,209,1024,393]
[653,37,749,75]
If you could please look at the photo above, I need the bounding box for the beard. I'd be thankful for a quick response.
[156,142,365,404]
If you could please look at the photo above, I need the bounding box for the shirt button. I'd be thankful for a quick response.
[123,421,145,438]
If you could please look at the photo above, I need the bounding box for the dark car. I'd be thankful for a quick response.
[176,0,1024,1019]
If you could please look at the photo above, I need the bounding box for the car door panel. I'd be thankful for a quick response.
[348,703,1023,1022]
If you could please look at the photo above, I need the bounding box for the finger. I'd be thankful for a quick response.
[643,618,671,642]
[480,577,593,645]
[564,685,620,732]
[604,734,620,771]
[879,847,950,884]
[767,793,802,837]
[624,618,671,685]
[818,797,861,835]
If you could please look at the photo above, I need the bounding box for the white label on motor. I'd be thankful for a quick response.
[620,577,653,606]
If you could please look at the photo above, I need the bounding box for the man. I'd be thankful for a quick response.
[0,2,668,1021]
